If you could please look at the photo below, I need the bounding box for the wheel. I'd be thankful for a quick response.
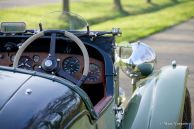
[182,88,192,129]
[13,30,89,86]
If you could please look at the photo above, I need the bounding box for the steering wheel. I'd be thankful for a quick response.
[13,30,89,87]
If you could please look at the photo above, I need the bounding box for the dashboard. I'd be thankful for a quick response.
[0,52,104,84]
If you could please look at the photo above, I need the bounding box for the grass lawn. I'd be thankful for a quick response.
[0,0,194,42]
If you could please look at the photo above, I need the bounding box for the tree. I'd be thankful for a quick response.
[113,0,124,12]
[63,0,70,12]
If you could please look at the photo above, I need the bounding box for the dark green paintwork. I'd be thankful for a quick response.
[67,65,188,129]
[121,65,188,129]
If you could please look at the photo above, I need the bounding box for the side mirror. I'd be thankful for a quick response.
[118,41,156,78]
[119,46,132,59]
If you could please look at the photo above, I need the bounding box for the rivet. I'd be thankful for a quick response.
[25,89,32,95]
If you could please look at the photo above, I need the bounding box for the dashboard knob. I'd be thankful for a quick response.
[41,57,58,72]
[45,60,53,67]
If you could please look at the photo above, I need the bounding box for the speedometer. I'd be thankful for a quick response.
[87,63,101,82]
[62,57,80,74]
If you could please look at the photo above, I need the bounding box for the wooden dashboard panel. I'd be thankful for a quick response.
[0,52,104,84]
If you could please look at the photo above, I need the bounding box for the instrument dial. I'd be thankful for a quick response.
[63,57,80,74]
[33,55,40,63]
[87,63,101,82]
[18,56,33,70]
[10,55,15,62]
[0,54,4,59]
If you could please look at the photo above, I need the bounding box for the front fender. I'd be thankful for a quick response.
[121,65,188,129]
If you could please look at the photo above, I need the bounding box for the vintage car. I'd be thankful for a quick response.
[0,11,192,129]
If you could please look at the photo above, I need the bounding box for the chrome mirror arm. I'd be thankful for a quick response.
[130,72,140,92]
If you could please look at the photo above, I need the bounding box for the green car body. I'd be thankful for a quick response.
[122,65,188,129]
[67,65,189,129]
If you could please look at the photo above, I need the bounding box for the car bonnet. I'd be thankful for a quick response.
[0,68,83,129]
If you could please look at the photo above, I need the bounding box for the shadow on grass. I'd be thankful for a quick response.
[130,0,182,16]
[148,2,159,7]
[88,0,185,26]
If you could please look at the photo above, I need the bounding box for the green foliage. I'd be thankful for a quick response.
[94,1,194,42]
[0,0,194,42]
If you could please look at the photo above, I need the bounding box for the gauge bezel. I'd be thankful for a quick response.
[86,63,101,83]
[33,55,40,63]
[62,56,80,74]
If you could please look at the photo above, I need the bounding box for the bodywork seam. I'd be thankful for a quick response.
[0,74,32,111]
[147,78,157,129]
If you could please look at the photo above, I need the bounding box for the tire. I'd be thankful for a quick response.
[182,88,192,129]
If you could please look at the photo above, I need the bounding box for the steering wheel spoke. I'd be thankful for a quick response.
[57,69,78,84]
[41,33,58,72]
[49,33,56,57]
